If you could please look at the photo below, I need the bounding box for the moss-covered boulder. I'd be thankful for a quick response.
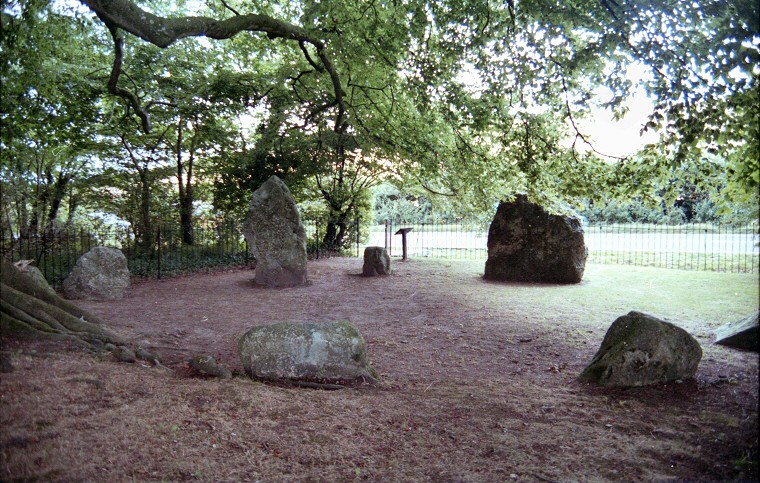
[14,262,55,295]
[484,195,587,284]
[238,321,379,383]
[578,311,702,387]
[63,247,130,300]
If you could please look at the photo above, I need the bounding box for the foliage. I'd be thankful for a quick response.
[373,183,432,224]
[0,2,109,236]
[1,0,756,238]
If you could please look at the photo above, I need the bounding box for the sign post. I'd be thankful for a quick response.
[395,227,413,261]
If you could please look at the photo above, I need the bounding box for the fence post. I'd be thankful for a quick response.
[316,219,320,260]
[157,226,162,280]
[384,220,388,250]
[355,217,360,257]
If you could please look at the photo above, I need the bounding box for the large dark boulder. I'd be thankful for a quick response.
[484,195,587,284]
[63,246,130,300]
[714,312,758,351]
[243,175,308,288]
[578,311,702,387]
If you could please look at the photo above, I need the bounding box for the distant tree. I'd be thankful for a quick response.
[1,4,107,236]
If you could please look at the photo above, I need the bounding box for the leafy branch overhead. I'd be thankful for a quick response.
[81,0,347,134]
[1,0,756,242]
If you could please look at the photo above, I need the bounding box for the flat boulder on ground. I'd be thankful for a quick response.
[714,312,758,351]
[63,246,130,300]
[243,175,308,288]
[363,246,391,276]
[484,194,587,284]
[238,321,379,383]
[578,311,702,387]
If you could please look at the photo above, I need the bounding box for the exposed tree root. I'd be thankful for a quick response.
[0,259,159,364]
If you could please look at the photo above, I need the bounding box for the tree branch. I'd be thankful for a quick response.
[299,41,324,73]
[220,0,240,17]
[104,21,151,132]
[81,0,347,133]
[552,59,628,161]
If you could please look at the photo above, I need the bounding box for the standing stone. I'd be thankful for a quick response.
[363,246,391,276]
[714,312,759,351]
[238,321,380,383]
[243,175,308,287]
[578,311,703,387]
[484,194,587,283]
[63,246,130,300]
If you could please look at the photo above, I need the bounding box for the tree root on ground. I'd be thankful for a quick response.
[1,258,159,364]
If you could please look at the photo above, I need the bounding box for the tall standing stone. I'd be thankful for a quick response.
[243,175,308,287]
[484,194,587,284]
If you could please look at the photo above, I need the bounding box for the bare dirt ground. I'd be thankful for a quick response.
[1,257,758,481]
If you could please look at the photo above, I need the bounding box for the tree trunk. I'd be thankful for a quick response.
[17,195,30,239]
[179,191,194,245]
[322,214,349,251]
[45,173,71,232]
[176,117,196,245]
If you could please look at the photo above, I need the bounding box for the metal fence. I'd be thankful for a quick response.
[0,224,250,287]
[0,218,361,287]
[2,219,757,286]
[362,220,759,273]
[583,223,759,273]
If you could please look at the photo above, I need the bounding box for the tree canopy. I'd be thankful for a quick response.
[1,0,758,241]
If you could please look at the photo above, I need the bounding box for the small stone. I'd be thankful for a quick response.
[188,355,232,379]
[362,246,391,276]
[113,346,137,363]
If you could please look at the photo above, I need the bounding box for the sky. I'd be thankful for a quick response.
[581,90,660,158]
[578,62,660,158]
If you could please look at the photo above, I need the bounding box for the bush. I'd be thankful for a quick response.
[374,184,432,224]
[659,208,687,225]
[692,199,719,223]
